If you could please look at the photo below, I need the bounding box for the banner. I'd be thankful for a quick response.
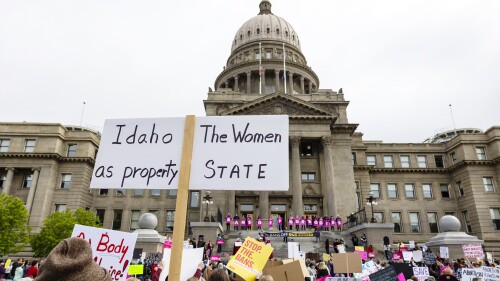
[72,224,138,281]
[354,246,364,252]
[265,232,313,237]
[226,237,273,281]
[440,246,449,259]
[462,243,484,259]
[91,116,289,191]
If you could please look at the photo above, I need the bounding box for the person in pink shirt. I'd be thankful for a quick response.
[294,216,300,231]
[313,217,319,229]
[277,215,283,231]
[307,216,313,230]
[336,215,343,231]
[300,216,306,231]
[257,216,263,230]
[288,216,294,230]
[225,213,231,231]
[324,217,330,231]
[247,216,252,230]
[319,217,324,231]
[268,216,273,230]
[330,216,336,231]
[233,215,239,231]
[240,216,246,230]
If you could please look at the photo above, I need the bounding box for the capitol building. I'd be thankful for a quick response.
[1,0,499,254]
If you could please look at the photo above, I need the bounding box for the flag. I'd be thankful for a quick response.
[259,66,264,77]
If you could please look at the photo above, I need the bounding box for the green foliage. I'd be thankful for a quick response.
[0,193,31,257]
[31,208,101,257]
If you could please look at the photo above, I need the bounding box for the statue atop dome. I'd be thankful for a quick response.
[259,0,273,15]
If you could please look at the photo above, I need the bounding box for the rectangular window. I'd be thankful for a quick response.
[422,184,433,198]
[67,144,78,157]
[265,50,272,59]
[387,183,398,198]
[60,174,72,189]
[427,212,439,233]
[440,184,451,198]
[0,174,6,188]
[55,204,67,212]
[300,143,313,156]
[434,155,445,168]
[24,139,36,152]
[366,155,376,166]
[132,189,144,196]
[490,208,500,230]
[271,205,287,212]
[400,155,410,168]
[417,155,427,168]
[99,189,108,196]
[383,155,393,168]
[352,152,357,165]
[240,204,254,212]
[0,139,10,152]
[444,212,455,217]
[374,212,384,223]
[370,183,381,198]
[112,209,123,230]
[304,204,318,211]
[168,189,178,197]
[450,152,457,164]
[95,209,105,225]
[405,184,415,198]
[276,50,283,59]
[23,174,33,188]
[409,212,421,233]
[130,210,141,230]
[462,210,472,233]
[483,177,495,192]
[476,147,486,160]
[150,189,161,197]
[456,181,464,197]
[391,212,403,233]
[190,191,200,208]
[116,190,125,196]
[255,51,261,60]
[166,210,175,231]
[301,172,316,181]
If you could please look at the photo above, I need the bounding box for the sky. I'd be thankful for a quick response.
[0,0,499,143]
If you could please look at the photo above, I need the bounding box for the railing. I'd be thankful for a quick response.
[344,208,368,229]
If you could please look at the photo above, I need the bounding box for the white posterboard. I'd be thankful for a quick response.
[288,242,300,258]
[72,224,138,281]
[159,247,204,281]
[402,251,413,261]
[91,116,289,191]
[413,250,423,262]
[412,267,430,281]
[462,243,484,259]
[440,246,449,259]
[409,241,415,249]
[460,268,484,281]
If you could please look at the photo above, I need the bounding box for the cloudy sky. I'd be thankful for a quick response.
[1,0,499,142]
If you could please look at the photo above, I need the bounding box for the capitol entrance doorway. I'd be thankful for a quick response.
[270,204,287,231]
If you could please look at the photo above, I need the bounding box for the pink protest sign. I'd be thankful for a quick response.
[397,273,406,281]
[72,224,138,281]
[462,243,484,259]
[358,251,368,261]
[164,240,172,249]
[210,255,221,262]
[392,251,402,260]
[400,247,409,252]
[217,240,224,245]
[368,252,376,258]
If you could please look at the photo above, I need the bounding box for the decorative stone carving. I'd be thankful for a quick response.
[304,185,316,195]
[290,136,300,147]
[321,136,333,147]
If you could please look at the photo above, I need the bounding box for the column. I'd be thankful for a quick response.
[223,81,227,88]
[234,75,239,91]
[227,190,235,216]
[26,168,40,214]
[322,136,335,216]
[261,68,266,94]
[290,137,304,216]
[300,77,305,94]
[2,168,14,194]
[259,192,269,219]
[288,72,294,94]
[274,70,280,93]
[246,71,251,94]
[308,82,313,94]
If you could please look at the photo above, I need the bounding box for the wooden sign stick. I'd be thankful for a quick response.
[168,115,196,281]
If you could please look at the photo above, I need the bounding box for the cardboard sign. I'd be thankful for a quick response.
[337,244,346,253]
[412,250,423,262]
[440,246,449,259]
[357,251,368,261]
[159,247,204,281]
[462,243,484,259]
[330,253,362,274]
[412,267,429,281]
[227,237,273,281]
[368,266,398,281]
[4,259,11,269]
[368,252,376,258]
[91,116,289,191]
[72,224,138,281]
[128,265,143,275]
[263,260,309,281]
[164,240,172,249]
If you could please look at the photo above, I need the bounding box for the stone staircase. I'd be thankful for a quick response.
[219,229,351,259]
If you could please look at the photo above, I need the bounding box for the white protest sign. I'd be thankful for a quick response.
[288,242,300,258]
[460,268,484,281]
[72,224,138,281]
[409,241,415,249]
[413,250,423,262]
[482,266,500,281]
[353,260,378,280]
[463,243,484,259]
[412,267,429,281]
[402,251,413,261]
[91,116,289,191]
[159,247,204,281]
[440,246,449,259]
[325,278,363,281]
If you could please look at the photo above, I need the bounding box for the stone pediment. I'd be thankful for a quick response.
[219,93,338,119]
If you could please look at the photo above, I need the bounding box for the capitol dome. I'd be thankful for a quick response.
[231,0,301,52]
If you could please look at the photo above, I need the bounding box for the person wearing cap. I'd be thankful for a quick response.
[33,237,111,281]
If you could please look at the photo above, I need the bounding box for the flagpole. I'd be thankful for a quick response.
[283,43,287,94]
[259,42,262,95]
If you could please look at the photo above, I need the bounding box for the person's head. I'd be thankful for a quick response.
[31,260,39,267]
[442,268,454,276]
[187,277,199,281]
[259,275,274,281]
[207,268,230,281]
[317,261,327,270]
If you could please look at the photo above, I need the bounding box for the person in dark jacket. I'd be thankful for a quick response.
[325,239,330,254]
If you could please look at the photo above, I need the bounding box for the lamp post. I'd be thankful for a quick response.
[366,191,378,223]
[202,191,214,222]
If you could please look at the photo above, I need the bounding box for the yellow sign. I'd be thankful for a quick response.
[355,246,364,252]
[323,253,330,262]
[4,259,11,269]
[128,264,144,275]
[227,237,273,281]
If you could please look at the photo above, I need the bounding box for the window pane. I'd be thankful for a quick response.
[434,155,445,168]
[132,189,144,196]
[151,189,160,196]
[383,155,393,168]
[0,175,6,188]
[409,212,420,233]
[95,209,105,225]
[352,152,357,165]
[100,189,109,196]
[67,144,78,157]
[23,175,33,188]
[417,156,427,168]
[130,210,141,230]
[405,184,415,198]
[374,212,384,223]
[440,184,450,198]
[370,183,380,198]
[24,139,36,152]
[240,204,254,211]
[427,212,439,233]
[168,189,178,197]
[55,204,67,212]
[422,184,433,198]
[400,155,410,168]
[60,174,72,188]
[391,212,402,233]
[483,177,494,192]
[301,172,315,181]
[367,155,376,166]
[456,181,464,197]
[300,143,313,156]
[166,210,175,231]
[476,147,486,160]
[462,210,472,233]
[0,139,10,152]
[190,191,200,208]
[113,210,123,230]
[490,208,500,230]
[387,184,398,198]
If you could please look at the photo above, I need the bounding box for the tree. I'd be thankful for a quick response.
[0,193,30,257]
[31,208,101,257]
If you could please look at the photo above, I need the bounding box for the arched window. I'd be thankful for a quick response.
[285,31,289,37]
[266,28,270,34]
[247,31,251,37]
[257,28,260,35]
[292,35,295,41]
[240,34,243,41]
[276,28,280,35]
